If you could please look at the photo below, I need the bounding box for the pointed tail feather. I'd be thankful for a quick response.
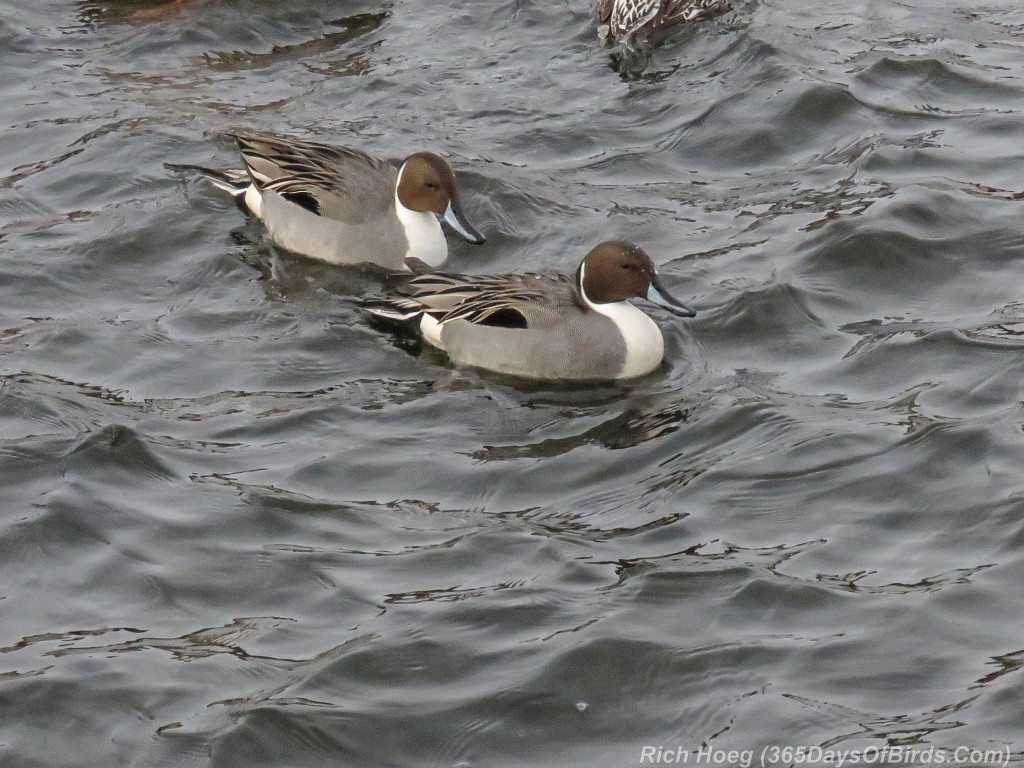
[164,163,250,197]
[364,298,426,323]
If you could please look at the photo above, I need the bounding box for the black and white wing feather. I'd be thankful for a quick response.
[367,272,578,330]
[226,130,396,222]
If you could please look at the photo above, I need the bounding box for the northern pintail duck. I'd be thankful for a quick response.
[368,241,696,381]
[596,0,727,40]
[169,131,485,271]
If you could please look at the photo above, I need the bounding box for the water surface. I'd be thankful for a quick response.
[2,1,1024,766]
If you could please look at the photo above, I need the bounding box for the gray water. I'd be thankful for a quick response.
[2,1,1024,766]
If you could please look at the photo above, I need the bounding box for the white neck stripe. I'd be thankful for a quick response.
[394,163,447,268]
[578,262,597,308]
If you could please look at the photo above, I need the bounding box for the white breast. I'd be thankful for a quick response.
[589,300,665,378]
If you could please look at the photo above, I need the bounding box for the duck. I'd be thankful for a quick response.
[596,0,727,41]
[168,130,485,271]
[367,241,697,381]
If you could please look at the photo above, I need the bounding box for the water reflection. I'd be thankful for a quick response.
[44,617,303,662]
[789,692,970,748]
[77,0,210,25]
[202,11,390,76]
[471,403,692,460]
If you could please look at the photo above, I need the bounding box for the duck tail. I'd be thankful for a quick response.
[364,298,425,323]
[164,163,250,197]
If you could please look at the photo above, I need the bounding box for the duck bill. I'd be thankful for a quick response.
[646,276,696,318]
[442,201,485,245]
